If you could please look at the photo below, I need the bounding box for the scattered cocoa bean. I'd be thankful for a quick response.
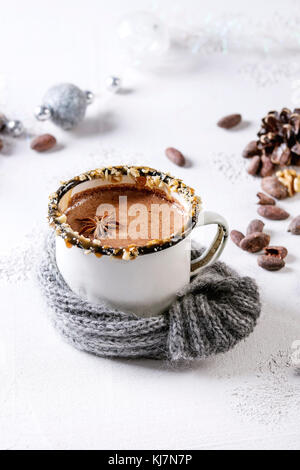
[260,155,275,177]
[31,134,56,152]
[257,205,289,221]
[288,215,300,235]
[165,147,185,167]
[264,246,288,259]
[247,155,261,175]
[261,176,289,200]
[217,113,242,129]
[257,255,285,271]
[0,138,3,151]
[240,232,270,253]
[257,192,276,205]
[243,140,259,158]
[247,219,265,235]
[230,230,245,247]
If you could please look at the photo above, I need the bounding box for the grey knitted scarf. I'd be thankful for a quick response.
[38,233,261,361]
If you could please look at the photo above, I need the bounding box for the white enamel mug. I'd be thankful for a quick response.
[49,166,229,317]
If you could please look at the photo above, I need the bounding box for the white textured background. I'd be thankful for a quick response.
[0,0,300,450]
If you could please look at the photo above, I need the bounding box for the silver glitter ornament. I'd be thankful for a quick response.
[106,76,122,93]
[35,83,94,130]
[5,119,24,137]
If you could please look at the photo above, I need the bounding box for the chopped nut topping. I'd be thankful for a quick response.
[56,214,67,224]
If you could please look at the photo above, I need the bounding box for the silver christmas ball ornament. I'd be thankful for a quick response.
[6,119,24,137]
[35,83,94,130]
[34,104,52,121]
[106,76,122,93]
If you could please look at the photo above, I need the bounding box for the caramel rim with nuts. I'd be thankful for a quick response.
[48,165,202,260]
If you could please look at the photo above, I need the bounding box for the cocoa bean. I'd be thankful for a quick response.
[261,176,289,200]
[230,230,245,247]
[165,147,185,167]
[264,246,288,259]
[240,232,270,253]
[258,205,289,220]
[260,155,275,177]
[217,114,242,129]
[247,219,265,235]
[288,215,300,235]
[257,255,285,271]
[247,155,261,175]
[31,134,56,152]
[257,192,276,206]
[243,140,259,158]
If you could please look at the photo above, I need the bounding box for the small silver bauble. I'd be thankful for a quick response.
[35,83,94,130]
[5,119,24,137]
[106,76,122,93]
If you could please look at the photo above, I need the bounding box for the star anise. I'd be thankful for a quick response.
[77,214,119,239]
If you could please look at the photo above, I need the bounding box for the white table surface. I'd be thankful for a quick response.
[0,0,300,450]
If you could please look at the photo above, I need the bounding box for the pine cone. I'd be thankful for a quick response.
[257,108,300,168]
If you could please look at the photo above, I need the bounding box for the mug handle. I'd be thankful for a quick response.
[190,211,229,277]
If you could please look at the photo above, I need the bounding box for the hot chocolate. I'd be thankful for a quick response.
[65,185,187,248]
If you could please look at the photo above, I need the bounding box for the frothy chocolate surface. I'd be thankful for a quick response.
[65,185,186,248]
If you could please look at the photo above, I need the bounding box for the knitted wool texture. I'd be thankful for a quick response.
[38,234,261,361]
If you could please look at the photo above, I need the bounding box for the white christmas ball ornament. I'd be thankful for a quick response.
[117,12,170,66]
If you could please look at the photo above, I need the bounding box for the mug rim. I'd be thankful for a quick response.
[48,165,202,260]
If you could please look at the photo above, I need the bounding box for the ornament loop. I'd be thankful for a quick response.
[85,90,94,105]
[34,105,52,122]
